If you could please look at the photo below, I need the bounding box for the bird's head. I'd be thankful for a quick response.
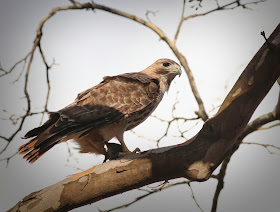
[142,58,182,92]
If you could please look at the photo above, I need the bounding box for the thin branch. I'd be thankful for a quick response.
[0,62,7,74]
[184,0,266,21]
[38,43,56,124]
[174,0,186,43]
[131,90,200,148]
[0,52,31,78]
[174,0,266,42]
[101,180,190,212]
[258,122,280,130]
[211,153,231,212]
[145,9,158,22]
[69,0,80,7]
[0,113,28,154]
[240,111,278,140]
[0,151,17,167]
[187,182,204,212]
[130,130,156,143]
[0,110,48,165]
[242,142,280,155]
[12,57,28,84]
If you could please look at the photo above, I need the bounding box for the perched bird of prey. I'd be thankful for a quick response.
[19,59,181,163]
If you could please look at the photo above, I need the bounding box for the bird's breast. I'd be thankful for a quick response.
[124,94,163,131]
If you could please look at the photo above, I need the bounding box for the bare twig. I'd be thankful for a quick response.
[174,0,186,43]
[101,180,191,212]
[261,31,276,50]
[0,110,48,166]
[242,142,280,155]
[38,44,57,124]
[0,62,6,74]
[184,0,266,21]
[174,0,266,43]
[0,113,28,155]
[131,90,200,148]
[145,9,158,22]
[211,153,231,212]
[0,152,17,167]
[0,52,31,78]
[187,182,204,212]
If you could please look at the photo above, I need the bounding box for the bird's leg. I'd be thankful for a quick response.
[103,142,123,162]
[116,134,140,156]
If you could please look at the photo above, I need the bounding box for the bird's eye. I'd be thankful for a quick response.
[163,62,171,67]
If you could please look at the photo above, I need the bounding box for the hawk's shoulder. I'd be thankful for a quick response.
[104,72,159,84]
[76,72,160,101]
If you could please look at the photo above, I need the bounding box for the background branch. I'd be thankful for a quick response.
[174,0,266,43]
[101,181,190,212]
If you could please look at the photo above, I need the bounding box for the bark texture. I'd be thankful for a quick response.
[9,23,280,212]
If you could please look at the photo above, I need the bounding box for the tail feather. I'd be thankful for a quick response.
[19,112,62,163]
[18,138,38,154]
[23,148,39,160]
[23,113,60,138]
[19,137,61,163]
[19,111,93,163]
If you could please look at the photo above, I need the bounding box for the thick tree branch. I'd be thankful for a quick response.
[211,109,280,212]
[211,84,280,211]
[8,23,280,212]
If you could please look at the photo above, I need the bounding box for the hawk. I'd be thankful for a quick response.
[19,59,181,163]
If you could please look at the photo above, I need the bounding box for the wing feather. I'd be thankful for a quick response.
[54,72,160,133]
[20,72,161,163]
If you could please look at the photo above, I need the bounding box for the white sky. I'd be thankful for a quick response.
[0,0,280,211]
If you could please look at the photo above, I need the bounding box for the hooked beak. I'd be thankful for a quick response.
[176,65,182,77]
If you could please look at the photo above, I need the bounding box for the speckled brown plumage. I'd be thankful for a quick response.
[19,58,181,163]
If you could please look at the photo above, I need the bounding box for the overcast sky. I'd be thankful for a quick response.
[0,0,280,211]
